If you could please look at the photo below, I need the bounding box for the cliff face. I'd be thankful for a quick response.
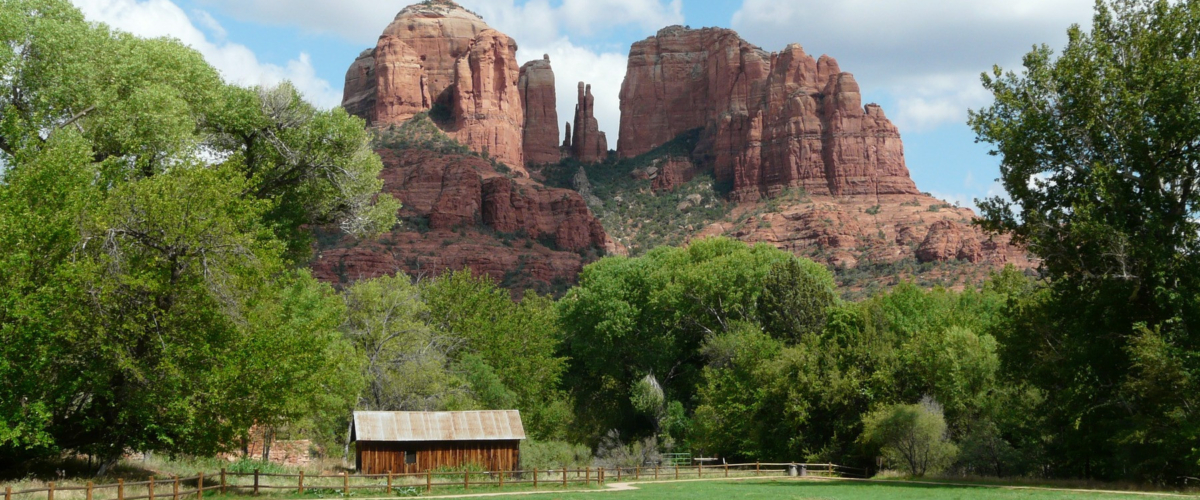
[618,26,918,201]
[311,148,608,293]
[343,1,526,170]
[519,56,561,165]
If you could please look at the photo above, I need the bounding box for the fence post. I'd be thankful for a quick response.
[532,468,537,490]
[298,471,304,495]
[197,472,203,500]
[498,470,503,488]
[47,482,54,500]
[342,471,348,498]
[85,483,92,500]
[674,465,678,480]
[426,471,431,494]
[149,477,155,500]
[220,469,225,495]
[562,468,566,488]
[585,467,589,485]
[599,468,604,485]
[654,466,658,480]
[173,477,179,500]
[386,471,392,495]
[755,461,760,475]
[635,466,640,480]
[8,486,15,500]
[464,471,469,491]
[724,463,728,478]
[118,479,124,500]
[253,469,259,496]
[698,464,702,478]
[616,467,620,481]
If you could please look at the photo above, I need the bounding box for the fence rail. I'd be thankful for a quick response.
[3,462,863,500]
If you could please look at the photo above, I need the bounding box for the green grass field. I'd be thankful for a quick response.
[436,479,1197,500]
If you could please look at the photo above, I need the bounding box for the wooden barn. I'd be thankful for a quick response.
[351,410,525,474]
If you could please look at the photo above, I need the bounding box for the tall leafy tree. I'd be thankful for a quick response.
[970,0,1200,481]
[0,0,386,470]
[558,238,796,444]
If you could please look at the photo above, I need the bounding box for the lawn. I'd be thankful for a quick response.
[437,479,1198,500]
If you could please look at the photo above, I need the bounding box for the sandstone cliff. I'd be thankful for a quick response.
[618,26,918,201]
[312,147,608,293]
[343,0,526,170]
[519,55,561,165]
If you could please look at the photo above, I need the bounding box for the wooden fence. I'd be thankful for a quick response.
[2,463,867,500]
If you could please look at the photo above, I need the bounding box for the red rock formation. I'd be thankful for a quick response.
[447,29,525,169]
[651,157,697,192]
[916,220,985,263]
[342,1,527,170]
[571,82,608,163]
[311,148,607,293]
[618,27,918,201]
[519,55,561,165]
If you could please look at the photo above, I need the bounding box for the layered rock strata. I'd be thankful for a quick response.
[343,0,526,170]
[519,55,561,165]
[571,83,608,163]
[617,26,919,201]
[311,148,608,292]
[697,193,1032,274]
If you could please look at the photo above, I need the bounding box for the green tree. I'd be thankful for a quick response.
[0,0,384,469]
[860,398,958,477]
[970,0,1200,480]
[757,257,838,342]
[558,238,796,444]
[341,274,463,412]
[423,270,572,440]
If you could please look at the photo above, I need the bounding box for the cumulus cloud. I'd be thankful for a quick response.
[732,0,1095,130]
[71,0,342,109]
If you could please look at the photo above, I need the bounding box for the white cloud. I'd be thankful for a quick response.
[732,0,1095,130]
[71,0,342,109]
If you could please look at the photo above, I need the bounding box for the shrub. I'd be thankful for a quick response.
[520,440,592,469]
[860,397,958,477]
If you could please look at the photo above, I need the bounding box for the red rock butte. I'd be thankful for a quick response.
[618,26,920,201]
[343,0,527,170]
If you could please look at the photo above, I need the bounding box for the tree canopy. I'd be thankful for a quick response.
[970,0,1200,481]
[0,0,393,470]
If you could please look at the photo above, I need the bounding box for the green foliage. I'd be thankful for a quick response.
[424,270,572,440]
[757,258,838,342]
[519,440,592,469]
[860,399,958,477]
[970,0,1200,481]
[559,238,798,444]
[0,0,381,469]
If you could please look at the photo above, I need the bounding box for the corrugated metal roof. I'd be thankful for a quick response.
[352,411,526,442]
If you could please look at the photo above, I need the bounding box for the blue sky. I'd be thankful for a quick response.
[72,0,1097,210]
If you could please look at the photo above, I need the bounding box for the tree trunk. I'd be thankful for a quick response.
[96,456,121,477]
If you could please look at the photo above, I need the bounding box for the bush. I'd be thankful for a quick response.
[520,440,592,469]
[594,430,661,468]
[860,398,958,477]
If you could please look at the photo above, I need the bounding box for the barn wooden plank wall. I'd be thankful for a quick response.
[357,440,521,474]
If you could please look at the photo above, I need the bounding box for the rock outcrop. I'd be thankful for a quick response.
[519,55,561,165]
[343,0,527,170]
[696,193,1033,279]
[311,148,608,293]
[570,83,608,163]
[617,26,918,201]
